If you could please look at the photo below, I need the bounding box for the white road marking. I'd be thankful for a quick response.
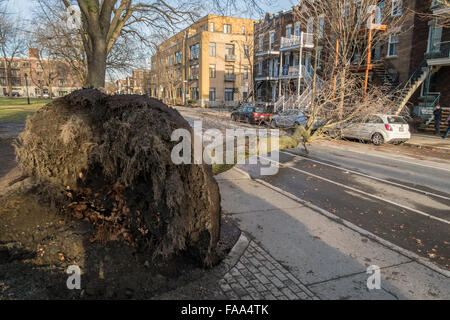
[280,150,450,201]
[321,143,450,173]
[259,156,450,225]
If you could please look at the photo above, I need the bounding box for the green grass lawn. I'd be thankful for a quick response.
[0,98,52,123]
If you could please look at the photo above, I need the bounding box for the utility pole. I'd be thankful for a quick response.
[183,30,188,106]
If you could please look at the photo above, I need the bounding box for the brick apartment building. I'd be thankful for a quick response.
[0,48,81,98]
[253,9,316,107]
[254,0,449,119]
[149,15,256,107]
[114,69,152,95]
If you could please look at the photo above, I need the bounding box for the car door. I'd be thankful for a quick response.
[363,116,383,140]
[279,110,290,127]
[239,107,247,121]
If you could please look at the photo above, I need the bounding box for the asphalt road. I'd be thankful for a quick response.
[255,143,450,270]
[177,107,450,270]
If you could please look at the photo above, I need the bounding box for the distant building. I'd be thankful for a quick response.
[0,48,82,98]
[149,15,256,107]
[114,69,151,95]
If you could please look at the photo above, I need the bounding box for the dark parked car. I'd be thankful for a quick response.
[231,105,271,125]
[270,109,308,128]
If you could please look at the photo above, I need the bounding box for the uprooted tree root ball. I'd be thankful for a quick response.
[14,89,222,267]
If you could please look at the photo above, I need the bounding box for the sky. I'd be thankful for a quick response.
[5,0,294,80]
[7,0,295,20]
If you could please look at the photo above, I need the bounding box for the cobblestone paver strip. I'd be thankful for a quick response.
[217,240,318,300]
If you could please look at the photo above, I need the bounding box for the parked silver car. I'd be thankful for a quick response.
[340,114,411,146]
[270,109,308,128]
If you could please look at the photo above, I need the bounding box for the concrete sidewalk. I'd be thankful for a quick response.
[216,167,450,300]
[406,133,450,153]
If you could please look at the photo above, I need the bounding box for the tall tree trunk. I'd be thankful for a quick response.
[6,64,12,97]
[86,38,107,88]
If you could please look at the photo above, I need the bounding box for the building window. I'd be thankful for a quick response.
[175,51,182,64]
[225,44,235,57]
[259,36,264,51]
[225,88,234,101]
[210,22,214,32]
[209,42,216,57]
[209,88,216,101]
[391,0,402,16]
[242,26,245,34]
[190,43,200,59]
[258,61,263,75]
[244,45,249,59]
[307,18,314,34]
[209,64,216,78]
[286,25,292,38]
[190,64,199,79]
[225,65,234,77]
[269,31,275,50]
[243,66,249,80]
[318,17,324,38]
[317,49,322,69]
[388,34,399,57]
[224,24,232,34]
[428,25,443,52]
[294,23,300,36]
[379,1,385,18]
[191,87,199,100]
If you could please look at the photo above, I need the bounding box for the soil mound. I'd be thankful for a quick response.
[14,89,221,266]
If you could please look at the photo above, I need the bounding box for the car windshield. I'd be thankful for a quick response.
[387,116,407,124]
[255,107,265,113]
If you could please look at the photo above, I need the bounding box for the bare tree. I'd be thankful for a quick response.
[34,0,277,89]
[290,0,409,153]
[34,0,202,89]
[0,10,27,96]
[417,0,450,29]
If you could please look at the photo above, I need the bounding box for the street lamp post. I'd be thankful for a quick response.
[24,73,30,105]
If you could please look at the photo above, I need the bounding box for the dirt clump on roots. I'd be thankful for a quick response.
[13,89,222,267]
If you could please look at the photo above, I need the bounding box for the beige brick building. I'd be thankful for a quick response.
[150,15,256,107]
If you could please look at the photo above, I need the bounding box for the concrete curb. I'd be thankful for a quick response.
[404,142,450,153]
[211,232,250,278]
[252,178,450,278]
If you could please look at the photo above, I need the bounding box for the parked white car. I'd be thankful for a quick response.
[340,114,410,146]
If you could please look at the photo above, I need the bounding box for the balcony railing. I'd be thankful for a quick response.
[426,42,450,60]
[225,54,236,62]
[279,66,299,78]
[280,32,314,50]
[225,74,236,81]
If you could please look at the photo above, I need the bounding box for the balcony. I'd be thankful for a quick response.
[189,74,199,80]
[426,42,450,66]
[279,66,299,79]
[224,74,236,81]
[225,54,236,62]
[280,32,314,51]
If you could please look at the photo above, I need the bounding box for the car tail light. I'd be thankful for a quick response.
[385,124,393,131]
[253,112,258,117]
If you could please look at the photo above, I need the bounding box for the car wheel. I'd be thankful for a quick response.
[371,133,384,146]
[270,120,277,128]
[231,114,236,121]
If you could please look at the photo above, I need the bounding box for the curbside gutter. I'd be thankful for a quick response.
[404,142,450,153]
